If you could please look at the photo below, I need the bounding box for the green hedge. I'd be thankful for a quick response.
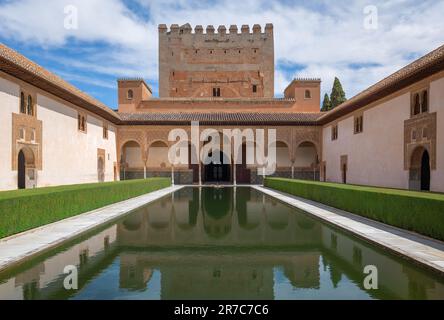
[264,178,444,241]
[0,178,171,239]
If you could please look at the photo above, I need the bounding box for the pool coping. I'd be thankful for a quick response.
[253,186,444,276]
[0,185,184,273]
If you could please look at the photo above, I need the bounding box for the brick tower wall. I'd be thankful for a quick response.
[158,23,274,98]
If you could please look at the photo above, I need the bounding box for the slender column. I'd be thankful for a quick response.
[233,163,237,186]
[291,162,295,179]
[199,163,202,186]
[171,165,175,185]
[144,165,147,179]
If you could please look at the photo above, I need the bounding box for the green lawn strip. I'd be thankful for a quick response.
[264,177,444,241]
[0,178,171,239]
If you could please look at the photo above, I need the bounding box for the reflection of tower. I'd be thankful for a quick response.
[15,263,44,300]
[283,254,321,289]
[119,254,153,291]
[161,264,274,300]
[402,265,442,299]
[203,188,233,238]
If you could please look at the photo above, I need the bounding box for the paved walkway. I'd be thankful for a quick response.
[0,185,184,273]
[254,186,444,275]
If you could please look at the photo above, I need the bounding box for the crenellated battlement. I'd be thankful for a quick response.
[293,78,322,82]
[158,23,273,36]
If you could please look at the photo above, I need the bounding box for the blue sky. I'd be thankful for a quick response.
[1,0,443,110]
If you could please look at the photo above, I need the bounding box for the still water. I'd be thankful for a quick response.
[0,187,443,300]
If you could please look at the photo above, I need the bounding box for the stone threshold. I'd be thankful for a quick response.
[254,186,444,275]
[0,185,184,273]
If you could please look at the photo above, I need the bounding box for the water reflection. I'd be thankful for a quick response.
[0,187,444,300]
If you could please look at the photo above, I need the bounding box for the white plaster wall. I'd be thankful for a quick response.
[322,93,410,189]
[0,77,19,190]
[429,77,444,192]
[36,94,117,187]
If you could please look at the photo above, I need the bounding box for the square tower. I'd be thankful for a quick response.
[158,23,274,98]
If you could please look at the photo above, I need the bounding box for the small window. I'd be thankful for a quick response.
[411,129,417,141]
[20,92,26,114]
[331,125,338,141]
[103,123,108,140]
[78,114,87,132]
[421,90,428,113]
[224,50,227,54]
[127,90,134,100]
[19,127,25,141]
[209,50,213,54]
[413,93,420,115]
[213,88,221,97]
[305,90,312,99]
[422,127,428,139]
[354,115,364,134]
[30,129,36,142]
[252,85,257,93]
[27,95,34,116]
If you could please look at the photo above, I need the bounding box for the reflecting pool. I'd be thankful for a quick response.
[0,187,443,300]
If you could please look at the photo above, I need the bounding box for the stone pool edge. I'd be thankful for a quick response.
[0,185,184,273]
[254,185,444,276]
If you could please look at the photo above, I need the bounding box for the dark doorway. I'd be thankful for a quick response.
[421,150,430,191]
[204,151,231,183]
[18,150,26,189]
[188,144,199,183]
[236,144,251,184]
[342,164,347,184]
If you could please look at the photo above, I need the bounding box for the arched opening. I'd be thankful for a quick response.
[421,151,430,191]
[127,89,134,100]
[294,141,319,181]
[17,147,36,189]
[147,141,170,169]
[203,150,231,183]
[275,141,291,168]
[18,150,26,189]
[98,157,105,182]
[409,147,431,191]
[121,141,143,180]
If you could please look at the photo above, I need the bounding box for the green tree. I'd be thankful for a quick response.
[330,77,347,109]
[321,93,331,112]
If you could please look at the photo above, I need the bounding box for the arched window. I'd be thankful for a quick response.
[421,90,428,113]
[27,95,33,116]
[305,90,312,99]
[20,92,26,114]
[413,93,420,115]
[127,90,134,100]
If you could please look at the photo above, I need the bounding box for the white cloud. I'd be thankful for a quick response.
[1,0,443,102]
